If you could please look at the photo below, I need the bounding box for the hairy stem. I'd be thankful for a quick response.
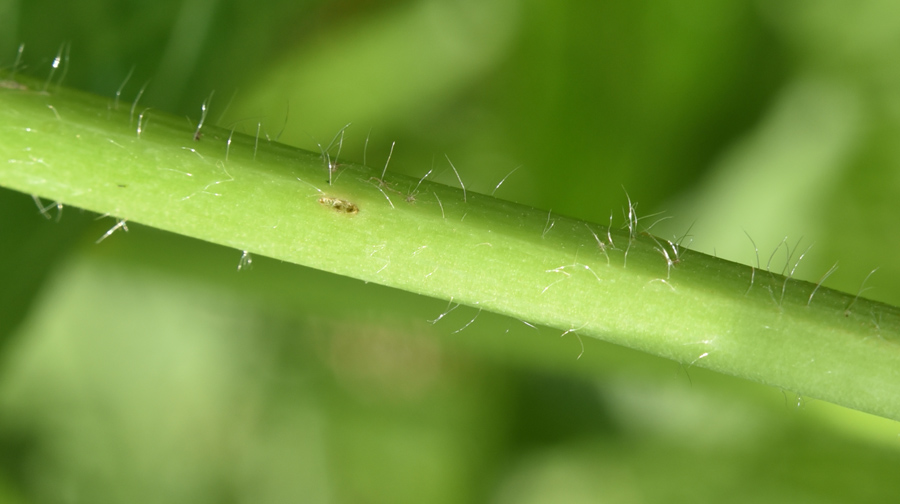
[2,72,899,420]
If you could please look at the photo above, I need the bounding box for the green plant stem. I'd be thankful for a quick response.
[2,72,900,421]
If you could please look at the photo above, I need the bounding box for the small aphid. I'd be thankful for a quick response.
[318,196,359,215]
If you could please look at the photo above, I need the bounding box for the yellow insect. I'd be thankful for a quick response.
[297,177,359,215]
[318,196,359,215]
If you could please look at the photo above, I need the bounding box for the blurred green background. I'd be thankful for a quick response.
[2,0,900,502]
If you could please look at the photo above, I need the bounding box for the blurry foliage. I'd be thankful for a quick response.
[1,0,900,502]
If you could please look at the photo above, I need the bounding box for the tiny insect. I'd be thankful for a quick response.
[318,196,359,215]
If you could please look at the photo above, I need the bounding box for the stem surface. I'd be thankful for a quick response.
[2,73,899,420]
